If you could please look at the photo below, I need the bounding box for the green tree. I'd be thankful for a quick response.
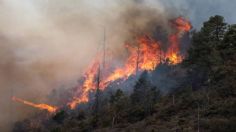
[52,110,67,124]
[131,71,160,116]
[185,15,227,67]
[184,15,228,88]
[202,15,227,41]
[211,24,236,97]
[110,89,125,104]
[220,24,236,61]
[109,89,128,127]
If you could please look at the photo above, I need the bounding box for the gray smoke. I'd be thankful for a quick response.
[0,0,235,131]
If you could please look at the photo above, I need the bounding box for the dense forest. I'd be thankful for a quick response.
[13,15,236,132]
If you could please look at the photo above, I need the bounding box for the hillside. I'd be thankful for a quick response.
[13,15,236,132]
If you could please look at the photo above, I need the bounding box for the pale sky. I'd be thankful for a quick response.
[159,0,236,28]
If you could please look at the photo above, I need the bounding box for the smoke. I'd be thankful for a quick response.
[158,0,236,28]
[0,0,235,131]
[0,0,103,131]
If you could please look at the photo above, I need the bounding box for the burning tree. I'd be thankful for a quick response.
[12,17,191,114]
[66,17,191,110]
[12,14,236,132]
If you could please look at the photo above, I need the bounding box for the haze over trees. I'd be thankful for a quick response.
[13,15,236,132]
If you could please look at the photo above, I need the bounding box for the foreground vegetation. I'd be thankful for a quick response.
[13,15,236,132]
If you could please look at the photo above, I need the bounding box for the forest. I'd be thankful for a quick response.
[13,15,236,132]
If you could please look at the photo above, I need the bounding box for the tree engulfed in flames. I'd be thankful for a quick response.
[68,36,162,109]
[12,96,57,113]
[166,17,192,64]
[68,17,191,109]
[12,17,191,112]
[102,36,161,85]
[68,61,100,109]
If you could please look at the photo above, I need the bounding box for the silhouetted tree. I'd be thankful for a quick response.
[184,15,228,89]
[109,89,128,127]
[131,71,160,116]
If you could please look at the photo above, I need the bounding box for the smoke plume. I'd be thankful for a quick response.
[0,0,235,131]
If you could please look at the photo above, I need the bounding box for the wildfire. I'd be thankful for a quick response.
[68,61,100,109]
[68,17,191,109]
[12,96,57,113]
[174,17,192,32]
[166,17,191,64]
[102,36,161,85]
[68,35,163,109]
[12,17,191,111]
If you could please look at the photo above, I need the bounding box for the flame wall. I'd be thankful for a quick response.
[1,0,234,131]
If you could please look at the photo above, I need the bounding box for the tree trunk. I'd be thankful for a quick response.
[112,114,116,128]
[172,94,175,105]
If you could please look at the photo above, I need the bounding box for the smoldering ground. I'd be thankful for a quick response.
[0,0,235,131]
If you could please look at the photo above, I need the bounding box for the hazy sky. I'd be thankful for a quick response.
[160,0,236,28]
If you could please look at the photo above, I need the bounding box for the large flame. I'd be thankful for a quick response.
[102,36,162,85]
[12,17,191,111]
[68,61,100,109]
[68,17,191,109]
[68,36,163,109]
[12,96,57,113]
[166,17,191,64]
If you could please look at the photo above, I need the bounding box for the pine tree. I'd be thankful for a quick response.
[131,71,160,116]
[184,15,228,89]
[109,89,127,127]
[212,24,236,97]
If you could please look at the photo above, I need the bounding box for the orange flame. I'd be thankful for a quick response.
[68,61,100,109]
[68,36,162,109]
[12,96,57,113]
[166,17,191,64]
[174,17,192,32]
[68,17,191,109]
[102,36,161,85]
